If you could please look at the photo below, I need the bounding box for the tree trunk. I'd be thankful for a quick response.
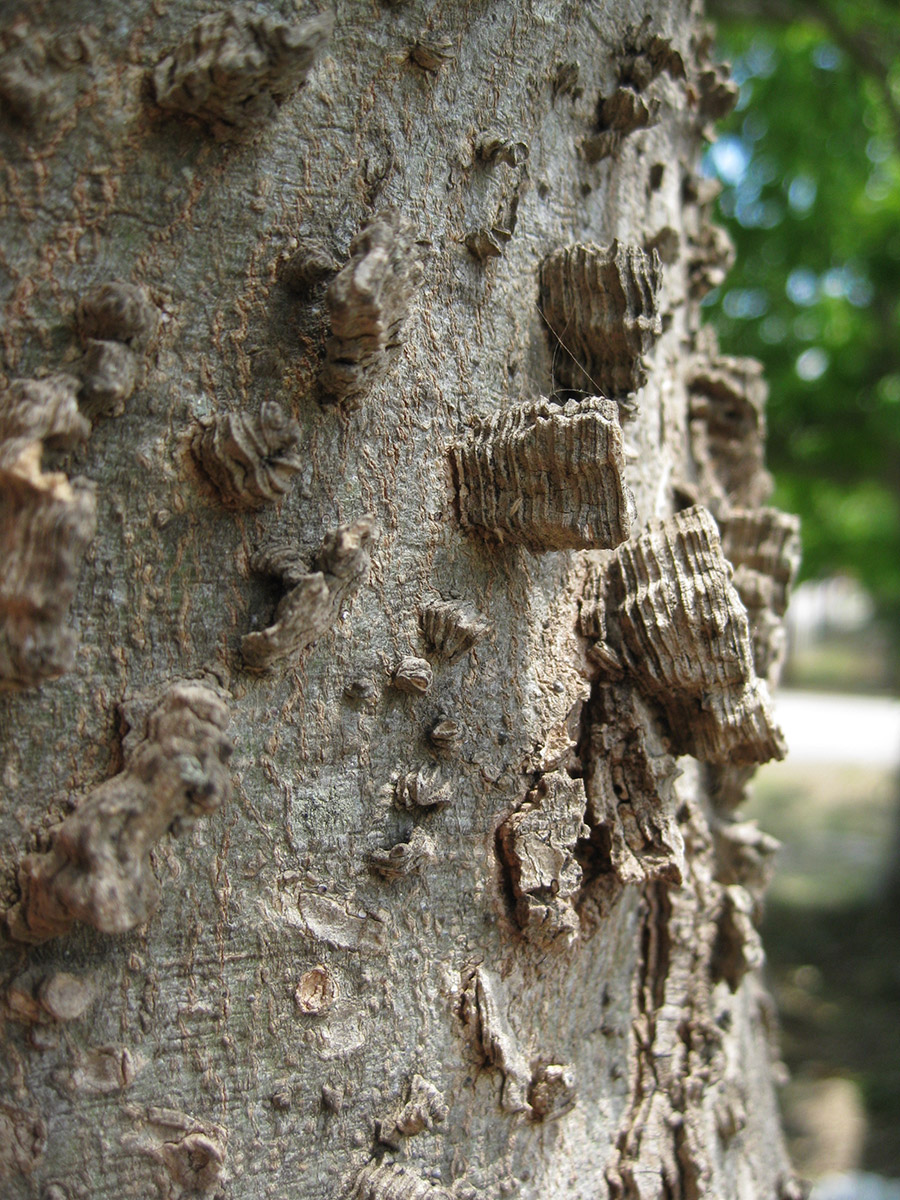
[0,2,801,1198]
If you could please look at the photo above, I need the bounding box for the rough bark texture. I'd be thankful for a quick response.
[0,2,800,1198]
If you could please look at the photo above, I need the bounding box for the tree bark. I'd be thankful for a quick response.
[0,2,800,1197]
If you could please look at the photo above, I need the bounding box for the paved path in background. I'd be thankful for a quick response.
[773,689,900,767]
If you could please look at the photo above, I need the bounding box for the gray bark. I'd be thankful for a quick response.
[0,2,800,1198]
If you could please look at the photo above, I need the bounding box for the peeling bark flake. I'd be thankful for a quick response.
[392,656,433,694]
[459,965,531,1113]
[6,682,233,943]
[354,1161,453,1200]
[367,826,436,880]
[191,401,303,509]
[0,1103,46,1180]
[453,396,633,552]
[687,349,772,511]
[477,132,530,167]
[394,767,451,810]
[242,516,376,671]
[496,772,588,948]
[583,88,658,163]
[409,35,454,73]
[583,684,684,886]
[418,600,489,663]
[150,7,334,131]
[321,211,423,409]
[0,375,96,691]
[584,505,785,765]
[618,27,686,90]
[528,1063,577,1121]
[719,507,801,686]
[376,1074,448,1148]
[539,241,662,401]
[76,281,161,352]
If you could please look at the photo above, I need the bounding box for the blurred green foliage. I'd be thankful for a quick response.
[708,6,900,631]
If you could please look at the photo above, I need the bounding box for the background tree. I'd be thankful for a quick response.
[708,1,900,653]
[0,3,800,1199]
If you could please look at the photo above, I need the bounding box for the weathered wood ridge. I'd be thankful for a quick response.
[0,2,802,1197]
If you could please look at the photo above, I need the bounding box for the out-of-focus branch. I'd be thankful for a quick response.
[805,1,900,142]
[708,0,900,143]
